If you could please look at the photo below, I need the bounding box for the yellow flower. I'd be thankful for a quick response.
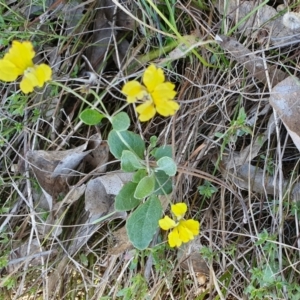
[121,64,179,121]
[0,41,52,94]
[158,202,199,248]
[121,80,147,103]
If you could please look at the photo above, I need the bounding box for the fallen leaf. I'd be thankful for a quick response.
[104,0,136,30]
[269,76,300,152]
[220,156,300,198]
[8,238,56,274]
[85,178,113,218]
[216,35,287,87]
[98,172,133,195]
[84,172,133,221]
[177,237,209,277]
[86,0,135,70]
[282,12,300,31]
[108,226,133,255]
[27,136,102,200]
[216,0,298,46]
[38,184,86,237]
[33,186,53,211]
[86,17,113,71]
[83,140,109,172]
[21,0,59,19]
[112,36,130,68]
[67,172,130,255]
[61,0,85,35]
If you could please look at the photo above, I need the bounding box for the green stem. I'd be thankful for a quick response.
[227,0,269,35]
[92,211,116,224]
[145,0,215,68]
[49,81,108,118]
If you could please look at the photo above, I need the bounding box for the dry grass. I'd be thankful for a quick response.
[1,0,300,299]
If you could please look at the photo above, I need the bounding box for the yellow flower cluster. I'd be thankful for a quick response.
[122,64,179,122]
[0,41,52,94]
[159,202,199,248]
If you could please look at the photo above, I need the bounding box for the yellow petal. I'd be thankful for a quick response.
[143,64,165,93]
[152,82,178,117]
[155,99,180,117]
[20,64,51,94]
[20,70,39,94]
[0,59,20,81]
[177,221,194,243]
[4,41,34,74]
[34,64,52,86]
[168,228,182,248]
[184,219,200,236]
[152,82,176,102]
[159,216,176,230]
[171,203,187,219]
[122,80,147,103]
[136,100,156,122]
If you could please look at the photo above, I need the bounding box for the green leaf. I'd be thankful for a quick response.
[134,173,155,199]
[150,136,158,147]
[79,253,89,266]
[80,109,105,125]
[237,107,246,123]
[241,125,253,135]
[156,156,177,176]
[198,181,218,199]
[214,132,224,138]
[111,112,130,131]
[132,169,147,183]
[126,195,162,250]
[154,170,173,195]
[121,150,144,172]
[115,182,140,211]
[108,130,145,159]
[151,145,172,160]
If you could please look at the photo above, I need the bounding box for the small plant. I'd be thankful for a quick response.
[215,107,252,156]
[198,180,218,199]
[245,230,300,299]
[260,154,275,175]
[116,274,149,300]
[150,244,174,273]
[6,93,27,116]
[0,43,199,251]
[0,253,8,268]
[78,64,199,250]
[2,276,16,290]
[199,246,215,262]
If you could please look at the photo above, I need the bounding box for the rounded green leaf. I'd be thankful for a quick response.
[126,195,162,250]
[150,136,158,147]
[134,173,155,199]
[132,169,147,183]
[154,170,173,195]
[108,130,145,159]
[121,150,144,172]
[80,109,105,125]
[115,182,140,211]
[151,145,172,160]
[111,112,130,131]
[156,156,177,176]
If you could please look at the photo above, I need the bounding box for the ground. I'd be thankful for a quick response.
[1,0,300,299]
